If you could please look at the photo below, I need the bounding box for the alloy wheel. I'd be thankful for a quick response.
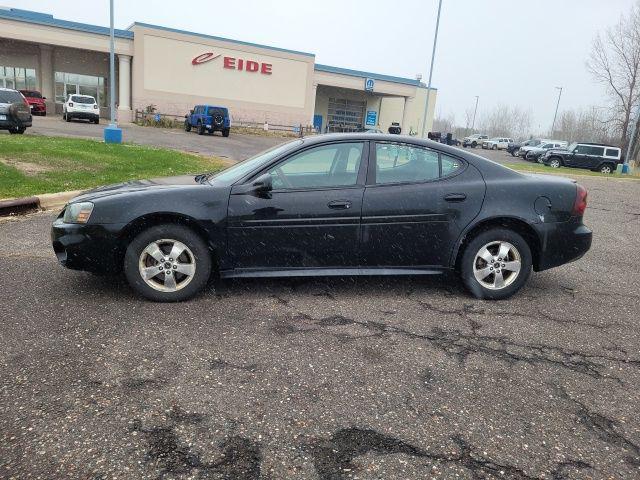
[138,239,196,292]
[550,159,560,168]
[600,165,612,174]
[472,241,522,290]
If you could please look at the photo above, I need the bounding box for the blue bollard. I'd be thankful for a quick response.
[103,124,122,144]
[621,164,630,174]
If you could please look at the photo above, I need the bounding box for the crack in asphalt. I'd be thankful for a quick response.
[555,386,640,466]
[210,358,259,373]
[304,427,590,479]
[273,313,639,382]
[131,406,262,479]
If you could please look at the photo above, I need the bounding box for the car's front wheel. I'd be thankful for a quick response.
[198,122,206,135]
[123,224,212,302]
[460,228,532,300]
[184,121,192,132]
[549,158,562,168]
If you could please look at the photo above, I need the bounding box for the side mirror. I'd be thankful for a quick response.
[252,173,273,196]
[190,109,194,114]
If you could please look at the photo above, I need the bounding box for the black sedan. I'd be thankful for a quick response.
[51,133,592,302]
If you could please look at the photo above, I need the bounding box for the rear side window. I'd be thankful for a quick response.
[0,90,24,103]
[605,148,619,157]
[207,107,226,116]
[586,146,605,156]
[374,143,462,184]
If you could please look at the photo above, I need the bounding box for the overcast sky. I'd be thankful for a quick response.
[4,0,636,131]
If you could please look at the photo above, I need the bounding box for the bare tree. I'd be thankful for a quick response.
[432,112,456,133]
[478,105,532,139]
[555,107,617,144]
[587,1,640,149]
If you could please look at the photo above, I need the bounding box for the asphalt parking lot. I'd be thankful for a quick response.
[1,116,284,161]
[1,172,639,479]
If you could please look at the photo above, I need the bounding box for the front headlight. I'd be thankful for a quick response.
[63,202,94,224]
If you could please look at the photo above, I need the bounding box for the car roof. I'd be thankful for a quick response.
[576,142,620,149]
[0,87,19,92]
[197,105,228,109]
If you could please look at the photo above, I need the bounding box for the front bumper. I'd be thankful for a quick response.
[535,219,592,271]
[29,104,46,114]
[51,217,126,273]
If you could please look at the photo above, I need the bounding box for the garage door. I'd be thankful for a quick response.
[327,98,366,133]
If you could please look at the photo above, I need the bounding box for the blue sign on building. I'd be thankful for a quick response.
[365,110,377,126]
[364,77,375,92]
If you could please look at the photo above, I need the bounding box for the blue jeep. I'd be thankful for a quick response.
[184,105,230,137]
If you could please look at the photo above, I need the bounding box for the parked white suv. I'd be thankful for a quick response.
[482,137,513,150]
[63,94,99,124]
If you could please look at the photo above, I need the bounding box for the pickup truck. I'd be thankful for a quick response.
[462,134,488,148]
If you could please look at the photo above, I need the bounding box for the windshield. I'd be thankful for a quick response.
[207,140,303,185]
[0,90,24,104]
[71,95,95,104]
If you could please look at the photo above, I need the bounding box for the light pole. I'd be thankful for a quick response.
[104,0,122,143]
[420,0,443,138]
[551,86,563,136]
[471,95,479,131]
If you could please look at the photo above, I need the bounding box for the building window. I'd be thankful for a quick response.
[55,71,106,107]
[0,66,36,90]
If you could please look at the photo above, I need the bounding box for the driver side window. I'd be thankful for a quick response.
[267,142,363,190]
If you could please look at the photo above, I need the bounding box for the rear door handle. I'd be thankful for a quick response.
[328,200,352,209]
[444,193,467,202]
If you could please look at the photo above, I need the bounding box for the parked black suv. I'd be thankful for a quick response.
[542,142,623,174]
[0,88,32,134]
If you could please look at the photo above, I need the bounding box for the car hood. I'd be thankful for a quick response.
[70,175,205,202]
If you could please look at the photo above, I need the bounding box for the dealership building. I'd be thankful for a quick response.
[0,7,436,134]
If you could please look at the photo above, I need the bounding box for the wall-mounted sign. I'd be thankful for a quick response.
[364,77,375,92]
[365,110,377,126]
[191,52,273,74]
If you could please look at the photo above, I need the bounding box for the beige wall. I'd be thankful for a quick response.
[0,38,39,71]
[0,18,133,55]
[130,25,316,125]
[379,88,437,136]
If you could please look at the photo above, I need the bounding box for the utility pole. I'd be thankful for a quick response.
[623,103,640,174]
[471,95,479,131]
[104,0,122,143]
[420,0,443,138]
[551,86,563,136]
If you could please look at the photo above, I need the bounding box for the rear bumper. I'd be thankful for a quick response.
[29,103,46,114]
[0,117,32,129]
[67,111,99,120]
[535,219,592,271]
[51,217,126,273]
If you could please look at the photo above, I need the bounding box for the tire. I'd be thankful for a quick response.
[549,158,562,168]
[94,118,100,124]
[492,144,497,150]
[198,122,206,135]
[65,112,71,122]
[536,156,544,164]
[222,128,230,137]
[471,142,477,148]
[184,121,192,132]
[460,228,532,300]
[123,224,212,302]
[511,150,518,157]
[599,163,614,174]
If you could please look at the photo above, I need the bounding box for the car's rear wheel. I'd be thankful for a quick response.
[9,126,25,134]
[198,122,206,135]
[492,144,497,150]
[184,121,191,132]
[537,156,544,164]
[511,149,519,157]
[471,142,477,148]
[123,224,212,302]
[599,163,614,174]
[460,228,532,300]
[222,128,230,137]
[549,158,561,168]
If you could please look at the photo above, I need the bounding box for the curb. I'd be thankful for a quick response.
[0,190,83,217]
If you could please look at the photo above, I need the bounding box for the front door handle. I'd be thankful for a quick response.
[444,193,467,202]
[328,200,352,209]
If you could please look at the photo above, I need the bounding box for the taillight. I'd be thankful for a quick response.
[572,184,588,216]
[68,102,74,107]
